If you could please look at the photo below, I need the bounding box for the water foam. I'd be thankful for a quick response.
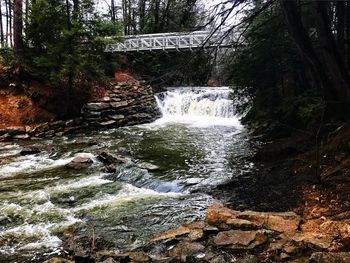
[155,87,242,127]
[0,144,21,158]
[74,183,182,211]
[49,175,112,192]
[0,152,100,179]
[0,154,74,178]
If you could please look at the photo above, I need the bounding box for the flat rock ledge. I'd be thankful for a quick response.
[0,81,161,142]
[47,204,350,263]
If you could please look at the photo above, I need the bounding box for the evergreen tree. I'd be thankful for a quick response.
[24,0,122,85]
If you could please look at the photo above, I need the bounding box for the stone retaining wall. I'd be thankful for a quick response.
[82,81,160,127]
[0,81,161,141]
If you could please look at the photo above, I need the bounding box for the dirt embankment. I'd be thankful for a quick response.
[0,70,143,130]
[0,87,56,129]
[0,81,98,129]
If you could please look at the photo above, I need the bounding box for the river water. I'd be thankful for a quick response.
[0,87,254,262]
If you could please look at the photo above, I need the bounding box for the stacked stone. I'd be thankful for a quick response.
[57,204,350,262]
[0,118,89,141]
[0,81,160,141]
[82,81,160,127]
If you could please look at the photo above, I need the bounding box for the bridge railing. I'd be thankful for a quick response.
[105,30,239,53]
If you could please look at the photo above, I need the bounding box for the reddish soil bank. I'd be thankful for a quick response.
[0,87,55,129]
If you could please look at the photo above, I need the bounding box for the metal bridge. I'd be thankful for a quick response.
[105,30,240,53]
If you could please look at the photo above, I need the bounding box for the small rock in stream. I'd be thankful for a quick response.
[20,146,41,155]
[97,151,129,166]
[103,164,116,173]
[136,162,159,171]
[66,156,93,170]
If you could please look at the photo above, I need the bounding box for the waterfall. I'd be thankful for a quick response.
[155,87,240,127]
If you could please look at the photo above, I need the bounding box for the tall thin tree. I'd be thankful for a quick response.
[13,0,23,56]
[9,0,13,47]
[111,0,116,23]
[0,1,4,46]
[5,0,9,45]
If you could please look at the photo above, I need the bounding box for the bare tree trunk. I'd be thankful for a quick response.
[13,0,23,57]
[65,0,71,31]
[72,0,78,20]
[336,1,345,57]
[345,1,350,67]
[9,0,13,47]
[66,0,73,90]
[131,7,136,34]
[279,0,328,96]
[127,0,131,34]
[310,1,350,103]
[0,1,4,46]
[159,0,170,32]
[138,0,145,33]
[153,0,160,32]
[25,0,28,27]
[180,0,196,30]
[5,0,9,45]
[122,0,128,35]
[111,0,116,23]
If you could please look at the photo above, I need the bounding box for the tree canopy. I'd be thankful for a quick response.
[221,0,350,133]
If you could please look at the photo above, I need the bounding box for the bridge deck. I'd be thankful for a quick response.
[105,31,238,52]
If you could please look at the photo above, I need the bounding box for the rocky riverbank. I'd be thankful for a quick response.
[42,126,350,263]
[0,81,160,141]
[44,204,350,263]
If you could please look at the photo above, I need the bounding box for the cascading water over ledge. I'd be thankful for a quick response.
[155,87,241,127]
[0,87,253,262]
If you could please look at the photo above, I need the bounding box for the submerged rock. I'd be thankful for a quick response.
[103,164,116,173]
[136,162,159,171]
[20,146,41,155]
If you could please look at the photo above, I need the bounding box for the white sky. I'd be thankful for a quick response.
[94,0,243,31]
